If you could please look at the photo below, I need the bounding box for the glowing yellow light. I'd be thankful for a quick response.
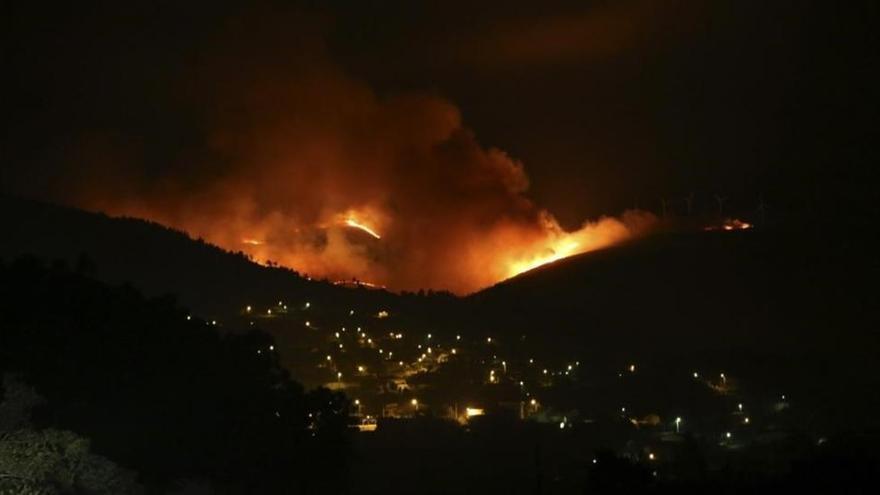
[465,407,484,417]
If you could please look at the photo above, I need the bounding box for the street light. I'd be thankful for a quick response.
[675,416,682,433]
[411,398,419,412]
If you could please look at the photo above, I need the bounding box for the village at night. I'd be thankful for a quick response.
[2,1,878,493]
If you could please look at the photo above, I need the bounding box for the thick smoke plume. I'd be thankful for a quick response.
[49,7,656,293]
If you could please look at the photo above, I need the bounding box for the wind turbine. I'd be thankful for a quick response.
[683,193,694,216]
[756,195,767,223]
[714,194,728,217]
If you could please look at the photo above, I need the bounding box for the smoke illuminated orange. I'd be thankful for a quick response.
[63,43,657,293]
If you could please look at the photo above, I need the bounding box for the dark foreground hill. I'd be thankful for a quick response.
[0,258,351,493]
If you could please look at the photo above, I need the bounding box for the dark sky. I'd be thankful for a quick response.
[3,0,877,226]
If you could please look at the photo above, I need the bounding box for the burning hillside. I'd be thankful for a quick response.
[27,7,656,293]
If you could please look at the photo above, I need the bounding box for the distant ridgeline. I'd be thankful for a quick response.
[0,195,399,318]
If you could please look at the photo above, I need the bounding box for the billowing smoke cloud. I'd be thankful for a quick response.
[38,6,656,293]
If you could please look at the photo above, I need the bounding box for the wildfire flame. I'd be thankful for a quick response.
[35,5,661,294]
[506,240,580,278]
[343,218,381,239]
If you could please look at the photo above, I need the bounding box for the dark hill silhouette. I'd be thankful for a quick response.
[0,257,351,493]
[0,195,400,319]
[466,227,880,430]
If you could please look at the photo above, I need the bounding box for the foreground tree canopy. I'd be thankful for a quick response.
[0,258,351,493]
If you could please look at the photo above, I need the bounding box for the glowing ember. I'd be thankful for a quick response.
[241,238,264,245]
[705,218,752,231]
[344,218,381,239]
[333,280,386,290]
